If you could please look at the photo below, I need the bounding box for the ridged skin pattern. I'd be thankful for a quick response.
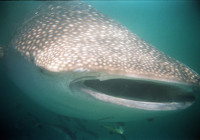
[13,1,200,86]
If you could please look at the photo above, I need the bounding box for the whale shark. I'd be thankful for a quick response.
[2,1,200,121]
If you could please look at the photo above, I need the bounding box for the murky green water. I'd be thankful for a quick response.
[0,1,200,140]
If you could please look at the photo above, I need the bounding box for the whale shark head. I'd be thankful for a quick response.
[3,1,200,121]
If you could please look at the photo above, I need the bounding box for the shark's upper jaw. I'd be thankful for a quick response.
[70,75,195,111]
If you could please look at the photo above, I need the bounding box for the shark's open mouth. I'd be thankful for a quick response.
[71,78,195,110]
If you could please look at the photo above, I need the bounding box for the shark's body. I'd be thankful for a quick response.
[3,1,200,121]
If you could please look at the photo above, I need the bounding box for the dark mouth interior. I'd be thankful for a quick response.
[83,79,195,103]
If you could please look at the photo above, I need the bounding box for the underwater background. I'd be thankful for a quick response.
[0,1,200,140]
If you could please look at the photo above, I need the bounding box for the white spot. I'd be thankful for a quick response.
[74,68,90,72]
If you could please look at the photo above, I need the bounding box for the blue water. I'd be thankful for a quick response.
[0,1,200,140]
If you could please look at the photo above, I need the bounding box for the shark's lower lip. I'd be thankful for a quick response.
[70,77,195,110]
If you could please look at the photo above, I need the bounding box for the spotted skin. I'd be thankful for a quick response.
[12,1,200,87]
